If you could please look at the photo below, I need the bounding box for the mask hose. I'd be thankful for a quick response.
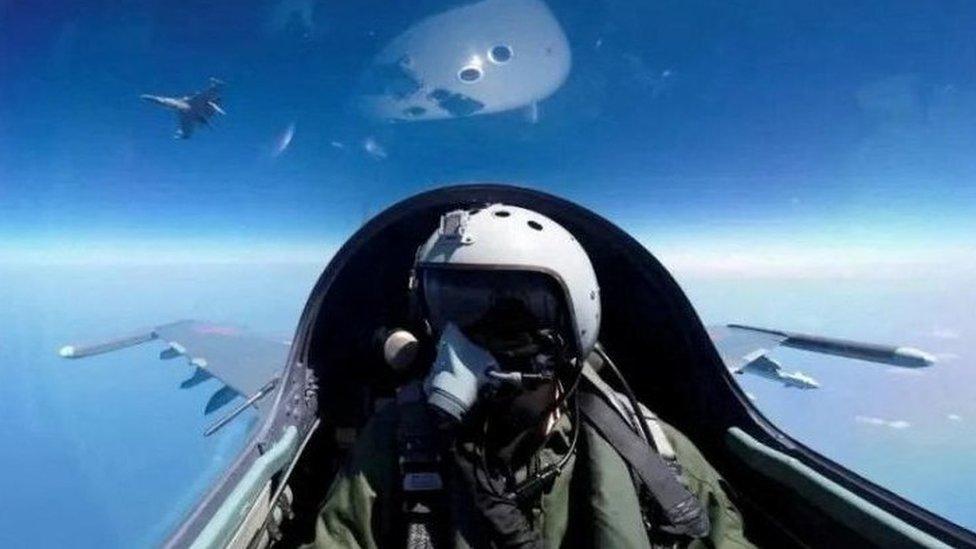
[593,342,656,447]
[485,359,584,502]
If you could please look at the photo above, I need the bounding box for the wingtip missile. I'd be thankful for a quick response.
[208,101,225,115]
[893,347,937,368]
[726,324,936,369]
[57,330,157,359]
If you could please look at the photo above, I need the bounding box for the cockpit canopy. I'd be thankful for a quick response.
[298,184,747,455]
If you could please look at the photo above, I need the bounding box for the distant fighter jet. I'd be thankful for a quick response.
[141,77,226,139]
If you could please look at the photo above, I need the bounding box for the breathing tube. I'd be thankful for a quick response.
[506,369,582,502]
[484,331,584,502]
[593,342,656,447]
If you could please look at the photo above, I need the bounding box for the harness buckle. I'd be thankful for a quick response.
[403,471,444,492]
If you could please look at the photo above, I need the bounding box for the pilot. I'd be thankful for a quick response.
[304,204,753,548]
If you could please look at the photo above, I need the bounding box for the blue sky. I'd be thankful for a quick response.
[1,0,975,543]
[3,0,976,257]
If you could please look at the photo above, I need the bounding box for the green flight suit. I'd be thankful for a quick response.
[303,401,754,549]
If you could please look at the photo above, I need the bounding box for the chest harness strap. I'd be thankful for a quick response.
[578,388,710,538]
[396,382,446,549]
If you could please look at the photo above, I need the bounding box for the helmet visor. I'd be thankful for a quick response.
[420,268,570,342]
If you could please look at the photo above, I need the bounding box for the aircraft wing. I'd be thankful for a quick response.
[151,321,286,398]
[708,324,786,371]
[707,324,936,370]
[60,320,289,431]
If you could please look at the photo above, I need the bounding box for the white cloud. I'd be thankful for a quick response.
[652,241,976,280]
[855,415,912,429]
[271,122,295,158]
[856,415,886,426]
[948,414,963,422]
[0,239,335,265]
[931,327,960,340]
[363,136,387,159]
[642,229,976,281]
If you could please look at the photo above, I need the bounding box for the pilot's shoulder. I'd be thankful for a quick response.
[655,419,721,486]
[655,419,755,548]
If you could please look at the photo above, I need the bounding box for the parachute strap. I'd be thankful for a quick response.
[577,380,709,538]
[395,382,445,549]
[580,363,676,461]
[635,404,676,462]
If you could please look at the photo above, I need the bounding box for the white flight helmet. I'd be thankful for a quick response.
[414,203,601,359]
